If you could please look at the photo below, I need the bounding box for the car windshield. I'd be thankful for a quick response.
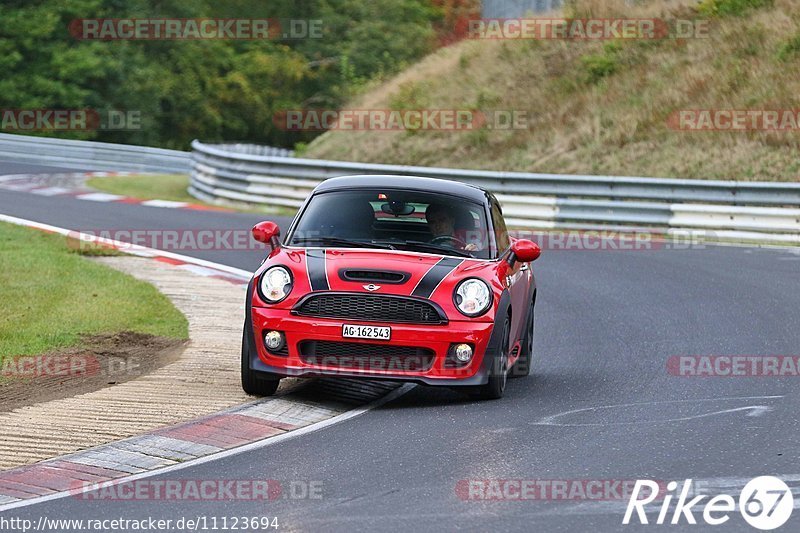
[287,189,493,259]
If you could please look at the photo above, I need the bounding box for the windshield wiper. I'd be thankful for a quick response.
[290,237,395,250]
[397,240,473,258]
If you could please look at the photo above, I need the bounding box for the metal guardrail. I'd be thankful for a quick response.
[482,0,564,17]
[0,133,190,174]
[0,134,796,244]
[206,143,294,158]
[190,140,800,244]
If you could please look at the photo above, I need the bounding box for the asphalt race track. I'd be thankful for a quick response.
[2,162,800,532]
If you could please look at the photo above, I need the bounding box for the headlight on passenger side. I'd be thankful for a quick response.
[258,266,293,303]
[453,278,492,317]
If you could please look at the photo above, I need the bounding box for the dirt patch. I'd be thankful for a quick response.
[0,332,186,412]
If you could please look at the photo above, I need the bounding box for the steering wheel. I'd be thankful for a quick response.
[430,235,468,249]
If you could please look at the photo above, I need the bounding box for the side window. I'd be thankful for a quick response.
[491,200,509,254]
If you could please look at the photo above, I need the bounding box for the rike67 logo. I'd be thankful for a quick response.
[624,477,794,530]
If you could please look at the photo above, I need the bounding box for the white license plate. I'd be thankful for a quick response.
[342,324,391,340]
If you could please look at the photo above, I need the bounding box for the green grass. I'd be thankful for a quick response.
[87,174,292,215]
[777,32,800,61]
[86,174,201,205]
[697,0,773,16]
[0,222,188,358]
[66,239,127,257]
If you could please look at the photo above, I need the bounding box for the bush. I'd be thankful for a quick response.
[777,34,800,62]
[388,81,431,111]
[581,42,622,84]
[0,0,445,150]
[697,0,773,17]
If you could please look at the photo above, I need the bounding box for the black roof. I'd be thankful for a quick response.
[313,175,490,203]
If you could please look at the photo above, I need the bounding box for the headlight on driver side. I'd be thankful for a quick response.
[453,278,492,317]
[258,266,293,303]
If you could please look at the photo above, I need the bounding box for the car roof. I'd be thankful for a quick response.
[312,175,490,204]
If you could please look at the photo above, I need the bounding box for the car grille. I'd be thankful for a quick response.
[293,293,446,324]
[299,340,434,371]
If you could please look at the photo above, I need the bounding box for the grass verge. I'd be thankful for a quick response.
[0,221,189,359]
[86,174,294,215]
[305,0,800,181]
[87,173,203,205]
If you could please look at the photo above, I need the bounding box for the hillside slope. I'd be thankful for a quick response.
[305,0,800,181]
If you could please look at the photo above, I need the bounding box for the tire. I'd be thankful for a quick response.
[510,303,534,378]
[471,316,510,400]
[241,327,281,396]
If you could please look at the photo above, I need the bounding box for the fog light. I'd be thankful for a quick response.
[454,343,473,363]
[264,330,285,352]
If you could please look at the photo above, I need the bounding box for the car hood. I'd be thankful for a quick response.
[256,246,502,302]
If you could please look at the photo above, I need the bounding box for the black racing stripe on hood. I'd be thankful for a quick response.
[411,257,463,298]
[306,249,329,291]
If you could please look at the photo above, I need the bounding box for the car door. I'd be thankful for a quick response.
[490,198,531,351]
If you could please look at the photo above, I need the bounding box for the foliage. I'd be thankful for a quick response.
[777,33,800,61]
[0,0,446,149]
[581,41,622,84]
[697,0,773,17]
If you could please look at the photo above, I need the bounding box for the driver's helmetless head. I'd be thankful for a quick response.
[426,203,455,237]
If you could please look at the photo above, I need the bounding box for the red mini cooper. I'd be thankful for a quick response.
[242,175,541,399]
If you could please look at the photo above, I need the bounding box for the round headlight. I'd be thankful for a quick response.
[259,266,293,303]
[453,278,492,317]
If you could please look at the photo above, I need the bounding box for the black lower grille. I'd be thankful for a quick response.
[299,340,434,371]
[293,293,446,324]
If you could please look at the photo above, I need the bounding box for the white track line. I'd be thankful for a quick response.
[0,214,416,512]
[0,383,415,512]
[140,199,189,208]
[0,214,252,279]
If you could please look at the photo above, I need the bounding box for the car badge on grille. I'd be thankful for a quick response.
[363,284,381,291]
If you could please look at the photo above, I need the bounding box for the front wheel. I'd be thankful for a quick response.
[510,303,534,378]
[471,316,510,400]
[241,328,281,396]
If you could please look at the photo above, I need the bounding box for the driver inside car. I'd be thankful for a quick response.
[425,202,478,251]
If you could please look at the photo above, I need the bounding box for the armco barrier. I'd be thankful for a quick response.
[0,133,190,173]
[0,134,796,243]
[0,135,290,176]
[190,140,800,243]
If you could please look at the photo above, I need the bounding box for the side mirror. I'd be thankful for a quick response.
[252,221,281,248]
[507,239,541,267]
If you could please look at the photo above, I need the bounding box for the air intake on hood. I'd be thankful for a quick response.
[339,269,409,284]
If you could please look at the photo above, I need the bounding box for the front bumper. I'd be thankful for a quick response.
[249,307,497,386]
